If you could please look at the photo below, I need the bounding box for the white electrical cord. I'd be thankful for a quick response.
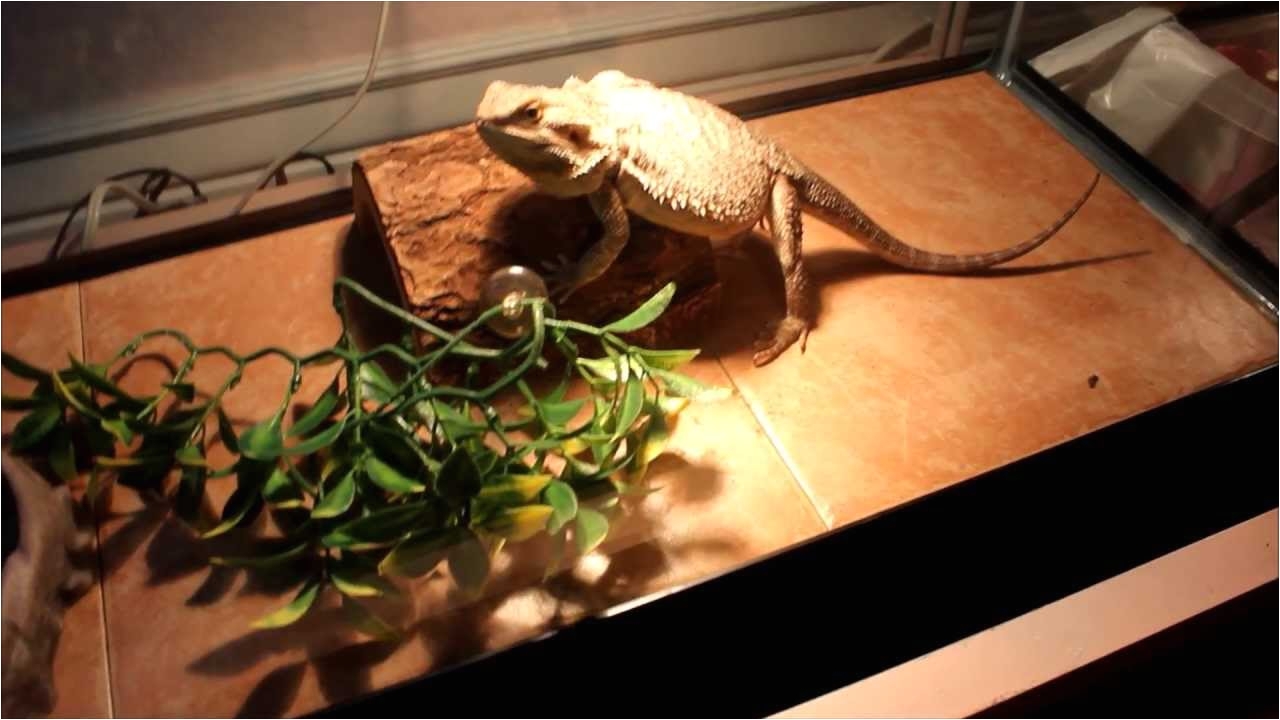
[80,182,168,250]
[228,0,391,217]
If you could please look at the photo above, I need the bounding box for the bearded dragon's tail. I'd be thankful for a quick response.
[790,169,1100,273]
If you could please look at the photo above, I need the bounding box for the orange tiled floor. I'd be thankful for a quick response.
[1,71,1275,717]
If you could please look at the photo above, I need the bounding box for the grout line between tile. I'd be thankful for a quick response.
[77,281,117,719]
[714,356,835,530]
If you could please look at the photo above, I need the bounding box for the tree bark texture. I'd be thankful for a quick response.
[352,126,722,353]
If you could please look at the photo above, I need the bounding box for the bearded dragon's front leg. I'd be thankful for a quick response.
[545,184,630,301]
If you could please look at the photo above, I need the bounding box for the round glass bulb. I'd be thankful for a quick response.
[481,265,549,339]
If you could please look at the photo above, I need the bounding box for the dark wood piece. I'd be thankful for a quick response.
[352,126,721,351]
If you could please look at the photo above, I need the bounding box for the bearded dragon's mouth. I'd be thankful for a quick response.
[475,121,552,149]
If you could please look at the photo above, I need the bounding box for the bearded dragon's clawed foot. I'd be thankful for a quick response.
[752,315,808,366]
[540,254,585,302]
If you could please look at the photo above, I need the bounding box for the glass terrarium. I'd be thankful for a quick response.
[2,2,1275,718]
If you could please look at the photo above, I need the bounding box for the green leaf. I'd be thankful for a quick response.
[175,465,207,524]
[251,580,321,630]
[322,502,431,550]
[635,347,700,370]
[2,352,50,381]
[516,436,571,453]
[66,355,136,404]
[629,401,677,482]
[379,528,461,577]
[174,445,207,467]
[93,454,170,469]
[239,419,283,461]
[433,402,486,440]
[448,530,490,592]
[544,480,578,533]
[330,562,400,598]
[286,460,318,494]
[478,474,553,505]
[576,357,621,383]
[340,595,401,642]
[263,466,304,508]
[202,482,264,539]
[613,376,645,439]
[366,421,431,474]
[48,427,77,483]
[283,418,346,457]
[603,282,675,333]
[101,417,134,445]
[539,398,585,428]
[11,403,62,450]
[358,361,396,404]
[479,505,553,542]
[1,394,37,411]
[289,382,340,438]
[216,408,239,453]
[50,371,99,419]
[211,542,311,568]
[574,508,609,555]
[163,381,196,403]
[434,447,481,504]
[202,460,270,538]
[311,467,356,519]
[363,455,426,494]
[649,367,728,400]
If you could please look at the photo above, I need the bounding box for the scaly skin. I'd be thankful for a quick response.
[474,70,1100,366]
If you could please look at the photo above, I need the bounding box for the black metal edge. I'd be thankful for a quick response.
[309,365,1278,718]
[0,50,998,301]
[1,187,352,299]
[1004,59,1278,311]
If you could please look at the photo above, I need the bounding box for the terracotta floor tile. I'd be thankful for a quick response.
[709,72,1278,527]
[72,217,822,717]
[2,286,113,718]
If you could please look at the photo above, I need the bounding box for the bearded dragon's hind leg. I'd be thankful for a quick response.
[752,175,813,367]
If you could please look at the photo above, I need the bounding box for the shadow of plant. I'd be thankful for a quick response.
[182,451,740,717]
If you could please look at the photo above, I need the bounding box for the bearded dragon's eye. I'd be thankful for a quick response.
[522,106,541,121]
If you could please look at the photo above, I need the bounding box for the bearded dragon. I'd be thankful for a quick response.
[474,70,1100,366]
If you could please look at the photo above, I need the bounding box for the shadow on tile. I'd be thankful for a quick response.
[183,456,740,715]
[706,232,1153,361]
[234,661,307,718]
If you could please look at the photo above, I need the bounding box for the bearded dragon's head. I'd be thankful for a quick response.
[474,79,608,179]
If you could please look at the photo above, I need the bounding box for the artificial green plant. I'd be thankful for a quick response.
[1,277,719,638]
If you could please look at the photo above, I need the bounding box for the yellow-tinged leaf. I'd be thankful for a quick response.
[251,580,320,629]
[311,469,355,519]
[478,473,553,504]
[658,395,690,417]
[481,505,554,542]
[211,542,310,568]
[378,528,460,578]
[331,567,399,598]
